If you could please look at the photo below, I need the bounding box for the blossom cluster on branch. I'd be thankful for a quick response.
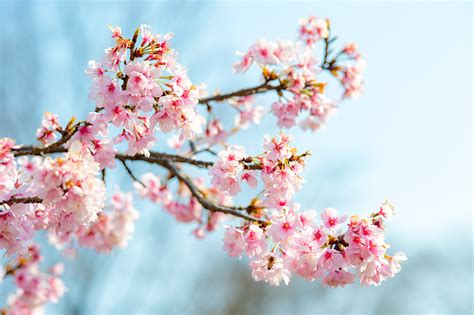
[1,16,404,313]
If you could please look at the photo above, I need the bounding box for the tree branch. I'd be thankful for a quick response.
[12,121,86,157]
[4,153,264,223]
[157,160,265,223]
[199,81,285,104]
[0,197,42,207]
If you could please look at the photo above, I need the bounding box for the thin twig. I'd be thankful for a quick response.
[119,160,144,187]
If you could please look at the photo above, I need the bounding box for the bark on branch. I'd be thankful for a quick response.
[199,81,285,104]
[157,160,265,223]
[4,151,264,223]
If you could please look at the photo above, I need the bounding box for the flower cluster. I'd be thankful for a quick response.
[233,37,336,132]
[299,16,330,46]
[0,138,17,203]
[0,143,109,256]
[78,190,139,253]
[232,15,366,133]
[0,16,403,313]
[230,96,265,130]
[260,133,305,208]
[34,143,106,236]
[35,113,61,146]
[208,133,306,211]
[83,25,205,159]
[224,202,405,287]
[0,203,36,257]
[336,42,366,99]
[209,145,253,196]
[1,246,66,314]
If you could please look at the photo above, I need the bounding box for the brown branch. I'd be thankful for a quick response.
[8,109,271,221]
[320,22,340,71]
[199,81,285,104]
[115,152,214,169]
[158,160,265,223]
[116,152,262,171]
[4,151,264,222]
[0,197,42,206]
[12,144,217,169]
[12,121,86,157]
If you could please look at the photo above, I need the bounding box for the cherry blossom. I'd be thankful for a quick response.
[3,246,66,314]
[321,208,347,230]
[299,16,329,46]
[223,226,246,257]
[0,17,404,312]
[135,173,172,204]
[230,96,265,129]
[78,190,139,253]
[209,146,246,196]
[249,252,291,286]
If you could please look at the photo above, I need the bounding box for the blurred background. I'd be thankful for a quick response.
[0,1,472,314]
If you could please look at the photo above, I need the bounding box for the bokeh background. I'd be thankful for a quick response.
[0,1,472,314]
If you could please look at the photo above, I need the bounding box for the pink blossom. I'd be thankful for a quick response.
[241,172,258,189]
[167,134,185,150]
[139,24,154,46]
[164,198,201,223]
[271,100,301,128]
[250,39,279,65]
[244,224,267,257]
[35,142,106,233]
[135,173,172,204]
[249,252,291,286]
[268,210,298,242]
[233,101,264,129]
[104,46,127,70]
[342,42,359,57]
[209,146,245,196]
[109,25,122,38]
[321,208,347,230]
[318,248,346,272]
[204,119,228,145]
[233,51,254,73]
[0,206,35,256]
[377,200,395,219]
[90,139,116,169]
[78,190,139,252]
[358,258,385,286]
[223,226,246,257]
[6,246,66,313]
[206,211,226,232]
[0,21,398,308]
[262,133,292,162]
[299,16,329,46]
[35,112,61,146]
[297,209,317,228]
[386,251,407,275]
[85,60,106,79]
[323,269,355,287]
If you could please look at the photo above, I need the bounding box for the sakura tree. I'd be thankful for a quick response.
[0,16,406,313]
